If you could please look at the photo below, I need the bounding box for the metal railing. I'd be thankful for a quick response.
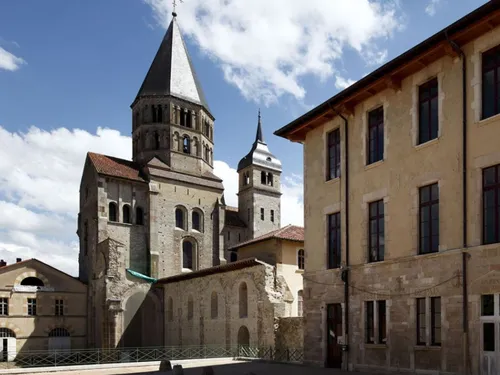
[0,345,303,369]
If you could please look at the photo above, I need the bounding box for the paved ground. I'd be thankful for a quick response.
[16,359,351,375]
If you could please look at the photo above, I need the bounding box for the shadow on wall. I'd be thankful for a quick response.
[117,285,164,348]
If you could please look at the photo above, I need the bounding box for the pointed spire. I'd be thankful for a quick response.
[256,109,264,143]
[133,15,210,113]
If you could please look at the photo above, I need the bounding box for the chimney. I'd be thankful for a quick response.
[16,258,21,263]
[0,260,6,267]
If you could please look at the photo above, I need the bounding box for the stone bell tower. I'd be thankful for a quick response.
[131,14,215,176]
[237,111,282,240]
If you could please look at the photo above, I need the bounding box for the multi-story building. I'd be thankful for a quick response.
[0,258,87,359]
[275,2,500,374]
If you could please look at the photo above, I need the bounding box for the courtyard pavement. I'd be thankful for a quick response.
[8,359,355,375]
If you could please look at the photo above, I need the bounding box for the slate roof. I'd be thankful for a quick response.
[237,111,282,172]
[156,258,264,284]
[225,206,246,228]
[229,224,304,250]
[87,152,147,182]
[134,16,210,114]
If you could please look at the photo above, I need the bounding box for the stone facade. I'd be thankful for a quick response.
[275,3,500,375]
[77,13,302,352]
[0,259,87,357]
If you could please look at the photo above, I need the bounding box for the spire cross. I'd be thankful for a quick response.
[172,0,183,17]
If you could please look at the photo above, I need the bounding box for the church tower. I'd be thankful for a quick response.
[237,111,282,240]
[131,13,214,176]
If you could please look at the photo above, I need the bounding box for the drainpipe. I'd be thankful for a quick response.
[330,104,350,370]
[447,36,469,375]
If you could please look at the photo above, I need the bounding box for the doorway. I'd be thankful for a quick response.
[481,294,500,375]
[0,329,16,362]
[326,303,342,368]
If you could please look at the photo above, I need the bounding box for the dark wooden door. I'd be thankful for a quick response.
[326,303,343,368]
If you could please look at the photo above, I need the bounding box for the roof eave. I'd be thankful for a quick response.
[274,1,500,141]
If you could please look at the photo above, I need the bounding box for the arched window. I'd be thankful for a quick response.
[298,290,303,317]
[230,252,238,263]
[261,171,267,184]
[136,207,144,225]
[49,328,70,337]
[211,291,218,319]
[204,146,210,161]
[186,111,192,128]
[167,297,173,322]
[297,249,305,270]
[154,131,160,150]
[183,136,191,154]
[21,277,44,287]
[244,172,250,185]
[183,240,194,270]
[123,205,131,224]
[109,202,117,222]
[239,282,248,318]
[157,105,163,122]
[134,112,140,129]
[0,328,15,338]
[151,105,157,122]
[267,172,273,186]
[192,210,202,232]
[83,221,88,255]
[187,295,193,320]
[175,207,186,230]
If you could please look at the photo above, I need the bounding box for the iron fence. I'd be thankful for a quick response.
[0,345,303,369]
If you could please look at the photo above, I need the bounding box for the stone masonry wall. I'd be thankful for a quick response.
[275,317,304,350]
[163,262,297,349]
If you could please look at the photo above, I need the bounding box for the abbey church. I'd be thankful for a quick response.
[76,13,304,350]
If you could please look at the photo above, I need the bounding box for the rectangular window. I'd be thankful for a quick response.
[419,183,439,254]
[368,200,385,262]
[327,129,341,180]
[55,299,64,316]
[227,231,231,241]
[481,294,494,316]
[483,164,500,244]
[270,209,275,223]
[260,208,264,221]
[327,213,341,269]
[416,298,426,345]
[365,301,374,344]
[482,45,500,120]
[431,297,441,346]
[367,106,384,165]
[27,298,37,316]
[418,78,439,144]
[378,300,387,343]
[0,298,8,316]
[484,322,495,352]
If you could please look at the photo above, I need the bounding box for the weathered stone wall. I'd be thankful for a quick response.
[275,317,303,350]
[163,262,294,349]
[300,18,500,375]
[0,261,87,353]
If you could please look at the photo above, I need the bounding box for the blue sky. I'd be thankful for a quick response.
[0,0,489,274]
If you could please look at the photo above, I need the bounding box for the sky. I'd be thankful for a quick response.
[0,0,489,275]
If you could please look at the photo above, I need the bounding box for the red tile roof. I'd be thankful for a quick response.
[228,225,304,250]
[156,258,263,284]
[87,152,146,182]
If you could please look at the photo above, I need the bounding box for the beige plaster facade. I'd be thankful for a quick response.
[0,259,87,358]
[275,3,500,375]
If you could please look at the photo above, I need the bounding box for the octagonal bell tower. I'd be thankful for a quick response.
[131,13,215,176]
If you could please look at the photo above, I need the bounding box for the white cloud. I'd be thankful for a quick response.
[335,76,356,90]
[425,0,442,16]
[0,46,25,71]
[0,125,303,275]
[145,0,403,104]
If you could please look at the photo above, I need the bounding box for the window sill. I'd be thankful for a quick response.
[365,160,384,171]
[414,345,441,351]
[295,269,304,274]
[414,137,439,151]
[364,344,387,349]
[477,112,500,128]
[181,268,193,273]
[325,177,340,185]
